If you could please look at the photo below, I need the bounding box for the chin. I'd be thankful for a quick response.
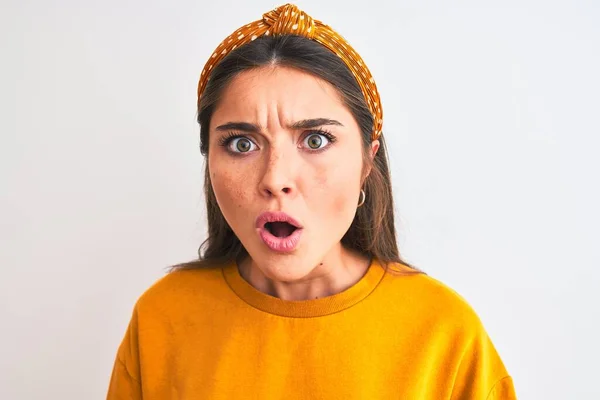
[252,248,322,283]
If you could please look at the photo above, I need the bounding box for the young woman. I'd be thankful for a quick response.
[107,4,516,399]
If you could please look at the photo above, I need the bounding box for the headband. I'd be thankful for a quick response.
[197,3,383,140]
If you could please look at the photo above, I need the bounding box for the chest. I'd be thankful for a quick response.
[137,315,458,399]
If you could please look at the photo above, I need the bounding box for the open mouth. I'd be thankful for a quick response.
[264,221,298,238]
[256,212,303,252]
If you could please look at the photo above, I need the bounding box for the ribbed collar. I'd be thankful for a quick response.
[222,258,386,318]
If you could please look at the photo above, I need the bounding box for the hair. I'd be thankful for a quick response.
[169,35,420,274]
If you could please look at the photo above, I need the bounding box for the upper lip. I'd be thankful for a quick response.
[256,211,303,229]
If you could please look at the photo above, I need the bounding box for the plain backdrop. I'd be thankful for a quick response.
[1,0,599,398]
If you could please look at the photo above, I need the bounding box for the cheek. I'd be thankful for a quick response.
[310,161,361,217]
[209,160,252,217]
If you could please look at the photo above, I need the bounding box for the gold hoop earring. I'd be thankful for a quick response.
[357,189,366,207]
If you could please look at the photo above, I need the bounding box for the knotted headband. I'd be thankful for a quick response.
[197,3,383,140]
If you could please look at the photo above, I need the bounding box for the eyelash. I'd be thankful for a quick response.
[217,129,337,154]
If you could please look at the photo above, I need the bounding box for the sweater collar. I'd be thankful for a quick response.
[222,258,386,318]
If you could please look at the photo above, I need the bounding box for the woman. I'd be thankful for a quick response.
[107,4,516,399]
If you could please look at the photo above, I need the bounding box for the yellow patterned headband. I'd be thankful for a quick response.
[197,3,383,140]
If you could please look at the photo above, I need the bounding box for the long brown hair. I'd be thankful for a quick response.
[169,35,419,274]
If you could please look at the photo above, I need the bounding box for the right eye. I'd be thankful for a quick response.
[227,137,258,153]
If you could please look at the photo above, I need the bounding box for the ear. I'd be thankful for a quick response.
[370,139,380,159]
[362,139,380,184]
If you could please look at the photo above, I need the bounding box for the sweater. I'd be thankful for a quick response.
[107,259,516,399]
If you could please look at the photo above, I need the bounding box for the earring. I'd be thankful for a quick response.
[357,189,366,207]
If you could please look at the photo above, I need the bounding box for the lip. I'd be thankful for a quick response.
[255,211,303,230]
[255,211,304,253]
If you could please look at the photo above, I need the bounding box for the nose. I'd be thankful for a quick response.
[258,148,297,199]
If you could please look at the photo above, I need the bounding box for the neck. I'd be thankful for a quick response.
[238,246,371,301]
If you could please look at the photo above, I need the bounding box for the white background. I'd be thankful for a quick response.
[1,0,599,398]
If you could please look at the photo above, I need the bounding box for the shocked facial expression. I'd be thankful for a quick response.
[208,65,376,282]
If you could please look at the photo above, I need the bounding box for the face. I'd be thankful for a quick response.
[208,65,379,282]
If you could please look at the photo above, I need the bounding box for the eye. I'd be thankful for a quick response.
[303,131,335,150]
[231,137,255,152]
[220,135,258,153]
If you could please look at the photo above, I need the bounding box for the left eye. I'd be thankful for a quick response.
[303,133,330,150]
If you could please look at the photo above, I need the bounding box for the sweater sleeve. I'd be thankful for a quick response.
[106,304,142,400]
[450,324,517,400]
[486,376,517,400]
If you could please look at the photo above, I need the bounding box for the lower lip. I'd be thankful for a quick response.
[257,227,303,252]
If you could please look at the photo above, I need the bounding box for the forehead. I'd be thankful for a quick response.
[211,66,351,125]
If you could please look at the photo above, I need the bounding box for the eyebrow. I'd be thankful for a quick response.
[214,118,344,133]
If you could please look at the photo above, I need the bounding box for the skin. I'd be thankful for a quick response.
[208,65,380,301]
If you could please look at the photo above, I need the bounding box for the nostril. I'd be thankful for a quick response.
[262,187,292,196]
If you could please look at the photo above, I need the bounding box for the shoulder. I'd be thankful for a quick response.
[376,264,514,394]
[377,263,486,335]
[134,265,228,314]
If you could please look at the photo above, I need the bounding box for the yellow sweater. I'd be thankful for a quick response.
[107,259,516,399]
